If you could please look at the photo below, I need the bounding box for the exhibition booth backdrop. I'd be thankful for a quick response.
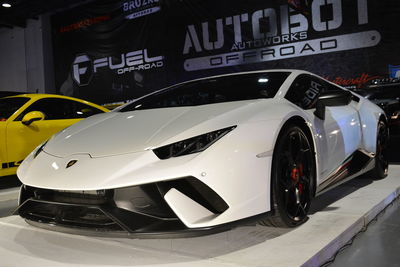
[51,0,400,104]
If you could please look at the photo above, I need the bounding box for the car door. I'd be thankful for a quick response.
[285,74,362,185]
[0,97,31,176]
[5,97,103,167]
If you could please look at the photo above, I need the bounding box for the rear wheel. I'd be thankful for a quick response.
[370,120,389,179]
[259,124,315,227]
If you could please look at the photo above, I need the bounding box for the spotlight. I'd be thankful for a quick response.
[2,3,11,8]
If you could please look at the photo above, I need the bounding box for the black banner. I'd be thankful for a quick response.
[52,0,400,104]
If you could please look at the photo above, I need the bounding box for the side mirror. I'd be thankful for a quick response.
[21,111,45,126]
[314,90,352,120]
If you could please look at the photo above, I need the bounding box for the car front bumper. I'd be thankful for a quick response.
[15,178,236,238]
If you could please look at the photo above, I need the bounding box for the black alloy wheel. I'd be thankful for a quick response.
[260,124,315,227]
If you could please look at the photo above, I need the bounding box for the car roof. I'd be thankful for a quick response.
[171,69,302,85]
[0,91,29,98]
[5,93,75,99]
[3,93,109,112]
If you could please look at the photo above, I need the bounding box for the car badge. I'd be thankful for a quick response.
[66,160,78,168]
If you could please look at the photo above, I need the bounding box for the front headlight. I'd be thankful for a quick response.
[153,126,236,160]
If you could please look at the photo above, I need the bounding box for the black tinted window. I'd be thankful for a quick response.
[285,75,337,109]
[120,72,290,112]
[0,97,30,120]
[17,98,103,120]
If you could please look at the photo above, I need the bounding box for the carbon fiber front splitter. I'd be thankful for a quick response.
[15,181,268,238]
[15,197,270,238]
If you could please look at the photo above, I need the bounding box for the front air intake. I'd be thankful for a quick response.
[157,177,229,214]
[15,179,229,237]
[18,199,123,231]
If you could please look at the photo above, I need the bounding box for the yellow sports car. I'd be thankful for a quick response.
[0,94,109,177]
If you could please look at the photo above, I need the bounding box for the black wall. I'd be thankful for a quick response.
[52,0,400,104]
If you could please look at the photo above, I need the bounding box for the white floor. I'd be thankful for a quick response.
[0,187,19,202]
[0,165,399,267]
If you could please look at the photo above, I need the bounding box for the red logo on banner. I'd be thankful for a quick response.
[60,15,111,33]
[325,73,382,88]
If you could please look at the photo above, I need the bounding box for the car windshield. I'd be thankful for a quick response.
[0,97,30,120]
[120,72,290,112]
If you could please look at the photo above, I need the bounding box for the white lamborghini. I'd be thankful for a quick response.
[16,70,389,237]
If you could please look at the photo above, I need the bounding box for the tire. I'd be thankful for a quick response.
[259,124,315,227]
[369,120,389,179]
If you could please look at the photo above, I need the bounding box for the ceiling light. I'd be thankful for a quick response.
[2,3,11,8]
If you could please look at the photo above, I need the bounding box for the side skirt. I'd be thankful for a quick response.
[316,150,374,196]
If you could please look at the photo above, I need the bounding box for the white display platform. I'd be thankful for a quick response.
[0,165,399,267]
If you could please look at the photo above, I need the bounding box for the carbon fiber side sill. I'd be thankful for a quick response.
[317,149,374,194]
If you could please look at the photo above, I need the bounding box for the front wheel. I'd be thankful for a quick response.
[259,124,315,227]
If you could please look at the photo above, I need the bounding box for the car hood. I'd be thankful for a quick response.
[44,99,280,158]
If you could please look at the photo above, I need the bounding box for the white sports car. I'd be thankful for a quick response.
[16,70,389,237]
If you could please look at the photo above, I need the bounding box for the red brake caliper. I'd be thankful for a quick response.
[290,168,299,182]
[298,164,304,194]
[290,167,303,194]
[291,164,304,194]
